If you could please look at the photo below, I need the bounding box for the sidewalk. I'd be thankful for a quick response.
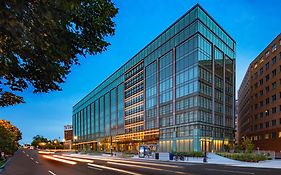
[187,153,281,169]
[66,152,281,169]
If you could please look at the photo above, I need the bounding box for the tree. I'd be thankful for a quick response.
[0,0,118,107]
[31,135,48,148]
[242,138,255,154]
[0,120,22,155]
[31,136,63,149]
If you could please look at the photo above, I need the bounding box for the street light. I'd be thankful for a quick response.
[54,140,58,150]
[203,138,207,163]
[73,136,78,150]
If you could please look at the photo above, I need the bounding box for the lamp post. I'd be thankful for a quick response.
[110,136,113,156]
[73,136,77,151]
[54,140,58,150]
[203,138,207,163]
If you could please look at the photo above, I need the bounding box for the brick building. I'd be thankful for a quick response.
[238,33,281,152]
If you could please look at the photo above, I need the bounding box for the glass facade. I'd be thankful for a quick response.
[72,4,235,152]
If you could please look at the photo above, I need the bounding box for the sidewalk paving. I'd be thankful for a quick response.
[187,153,281,169]
[65,152,281,169]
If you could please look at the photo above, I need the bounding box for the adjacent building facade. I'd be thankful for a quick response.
[72,4,236,153]
[238,33,281,152]
[64,125,73,141]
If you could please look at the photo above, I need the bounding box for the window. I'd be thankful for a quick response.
[265,86,269,93]
[272,82,277,89]
[259,68,263,75]
[279,132,281,138]
[272,44,277,52]
[259,79,263,85]
[266,98,270,104]
[260,101,263,107]
[254,72,258,79]
[266,51,270,57]
[265,122,269,128]
[260,90,263,96]
[265,74,269,81]
[279,92,281,98]
[255,104,258,109]
[272,56,277,64]
[279,39,281,45]
[265,62,270,70]
[272,120,276,126]
[272,132,276,139]
[260,112,263,118]
[260,123,263,129]
[272,107,276,114]
[254,82,258,89]
[272,69,277,77]
[272,94,276,102]
[265,110,269,116]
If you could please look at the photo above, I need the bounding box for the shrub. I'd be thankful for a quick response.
[217,152,270,162]
[243,138,254,154]
[173,151,204,157]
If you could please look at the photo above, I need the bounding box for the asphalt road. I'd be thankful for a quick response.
[1,148,280,175]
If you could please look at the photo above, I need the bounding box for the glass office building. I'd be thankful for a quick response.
[72,4,236,153]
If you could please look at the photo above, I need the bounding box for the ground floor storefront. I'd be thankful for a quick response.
[74,128,233,153]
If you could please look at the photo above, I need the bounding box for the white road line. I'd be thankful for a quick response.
[112,159,181,168]
[48,170,56,175]
[26,154,29,157]
[53,155,94,163]
[88,163,142,175]
[31,158,34,160]
[107,161,186,174]
[87,166,103,171]
[205,168,255,174]
[35,161,39,164]
[64,155,181,168]
[43,155,77,165]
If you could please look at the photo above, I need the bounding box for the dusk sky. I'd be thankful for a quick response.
[1,0,281,144]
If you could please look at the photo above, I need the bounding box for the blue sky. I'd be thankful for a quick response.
[1,0,281,144]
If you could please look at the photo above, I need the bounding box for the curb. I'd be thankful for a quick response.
[0,158,11,172]
[0,160,8,169]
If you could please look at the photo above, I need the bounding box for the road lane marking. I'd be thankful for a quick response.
[87,166,103,171]
[64,154,181,168]
[38,151,55,154]
[31,158,34,160]
[35,161,39,164]
[88,163,142,175]
[48,170,56,175]
[26,154,29,157]
[205,168,255,174]
[53,155,94,163]
[107,161,187,174]
[43,155,77,165]
[110,159,181,168]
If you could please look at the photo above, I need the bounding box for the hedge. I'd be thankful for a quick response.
[173,151,204,157]
[217,152,270,162]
